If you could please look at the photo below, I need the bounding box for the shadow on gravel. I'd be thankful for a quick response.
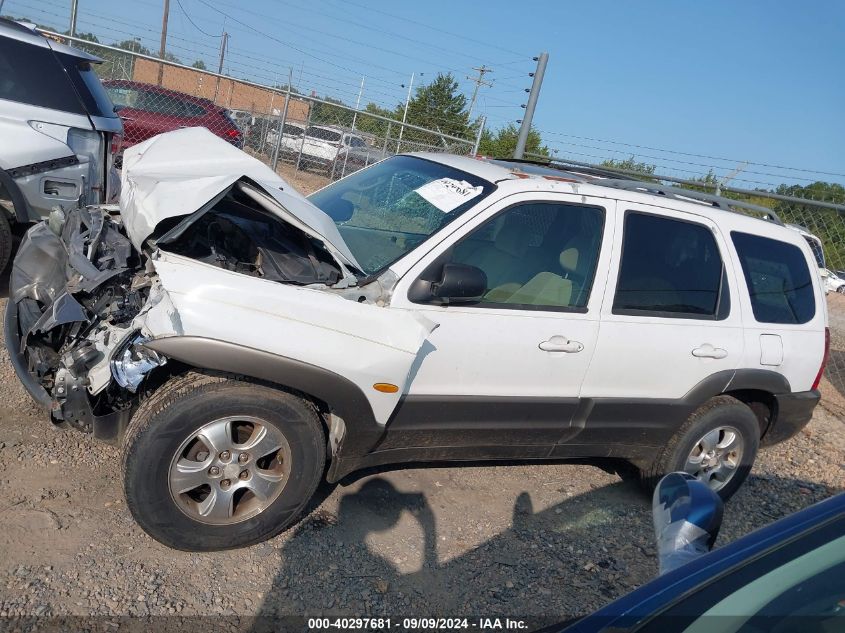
[824,349,845,401]
[252,470,835,624]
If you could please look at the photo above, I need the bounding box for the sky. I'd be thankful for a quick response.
[7,0,844,187]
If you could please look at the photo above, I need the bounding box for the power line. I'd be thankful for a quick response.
[544,139,821,183]
[539,129,845,179]
[173,0,221,37]
[325,0,529,59]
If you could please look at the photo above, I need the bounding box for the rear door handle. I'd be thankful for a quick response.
[539,335,583,353]
[692,344,728,359]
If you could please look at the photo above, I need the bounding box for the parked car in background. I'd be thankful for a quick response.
[335,141,390,177]
[226,108,253,131]
[0,18,122,269]
[103,79,242,152]
[822,268,845,294]
[786,223,835,292]
[6,131,828,550]
[265,122,368,174]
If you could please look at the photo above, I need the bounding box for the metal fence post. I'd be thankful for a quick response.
[339,76,365,180]
[472,115,486,156]
[271,71,292,172]
[295,100,313,172]
[382,122,392,155]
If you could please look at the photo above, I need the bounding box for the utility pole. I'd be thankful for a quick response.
[212,31,228,102]
[271,68,293,172]
[339,76,365,178]
[472,115,486,156]
[396,72,416,153]
[513,52,548,159]
[156,0,170,86]
[715,162,748,196]
[69,0,79,37]
[466,65,493,120]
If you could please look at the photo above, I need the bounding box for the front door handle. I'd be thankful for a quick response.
[539,335,583,353]
[692,344,728,359]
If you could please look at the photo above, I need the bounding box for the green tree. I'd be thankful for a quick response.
[191,59,207,70]
[772,181,845,269]
[310,95,349,127]
[355,102,397,138]
[477,123,548,158]
[402,73,470,147]
[600,156,657,176]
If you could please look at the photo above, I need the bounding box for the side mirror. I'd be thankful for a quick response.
[430,263,487,304]
[653,472,724,575]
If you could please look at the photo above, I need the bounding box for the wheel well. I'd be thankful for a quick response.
[724,389,775,437]
[147,361,333,439]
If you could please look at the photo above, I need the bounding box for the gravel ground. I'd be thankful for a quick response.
[0,238,843,622]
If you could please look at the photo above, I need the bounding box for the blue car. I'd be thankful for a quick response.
[562,475,845,633]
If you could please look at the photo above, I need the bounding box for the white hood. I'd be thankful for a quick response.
[119,127,359,269]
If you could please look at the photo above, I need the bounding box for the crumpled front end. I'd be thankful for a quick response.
[5,206,161,440]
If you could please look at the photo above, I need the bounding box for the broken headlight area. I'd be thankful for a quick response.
[8,206,161,437]
[111,335,166,392]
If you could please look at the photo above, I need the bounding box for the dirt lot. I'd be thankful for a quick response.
[0,289,843,622]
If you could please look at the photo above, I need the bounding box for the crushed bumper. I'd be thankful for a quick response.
[5,206,152,441]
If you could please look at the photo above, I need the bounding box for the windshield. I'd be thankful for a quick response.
[308,155,495,275]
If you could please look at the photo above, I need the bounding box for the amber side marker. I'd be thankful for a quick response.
[373,383,399,393]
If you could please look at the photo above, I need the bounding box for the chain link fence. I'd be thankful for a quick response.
[48,32,478,193]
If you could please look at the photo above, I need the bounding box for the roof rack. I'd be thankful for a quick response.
[493,156,784,226]
[595,179,784,226]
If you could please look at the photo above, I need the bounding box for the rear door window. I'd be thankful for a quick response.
[183,102,207,117]
[613,211,728,319]
[307,127,342,142]
[135,90,188,117]
[52,51,117,118]
[0,37,86,114]
[731,232,816,324]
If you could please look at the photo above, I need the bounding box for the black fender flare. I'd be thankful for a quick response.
[143,336,386,465]
[682,369,790,409]
[0,167,33,224]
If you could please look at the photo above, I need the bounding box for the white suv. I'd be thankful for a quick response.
[6,128,828,551]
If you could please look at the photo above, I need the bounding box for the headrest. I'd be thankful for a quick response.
[560,247,579,272]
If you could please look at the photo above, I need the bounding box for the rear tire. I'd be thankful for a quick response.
[640,395,759,501]
[122,371,326,551]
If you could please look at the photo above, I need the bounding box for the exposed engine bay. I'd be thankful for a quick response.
[156,185,343,286]
[6,182,353,440]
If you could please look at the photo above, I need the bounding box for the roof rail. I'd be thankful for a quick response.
[498,156,784,226]
[596,179,784,225]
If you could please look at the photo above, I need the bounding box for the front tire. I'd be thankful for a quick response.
[641,395,760,501]
[122,371,325,551]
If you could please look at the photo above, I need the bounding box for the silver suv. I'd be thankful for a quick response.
[0,19,122,269]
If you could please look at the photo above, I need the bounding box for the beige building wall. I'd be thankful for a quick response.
[131,58,310,120]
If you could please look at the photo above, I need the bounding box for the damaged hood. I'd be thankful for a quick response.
[119,127,360,269]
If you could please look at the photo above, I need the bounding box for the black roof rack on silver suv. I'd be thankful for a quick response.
[492,158,784,226]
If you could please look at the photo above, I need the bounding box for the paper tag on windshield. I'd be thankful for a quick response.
[414,178,483,213]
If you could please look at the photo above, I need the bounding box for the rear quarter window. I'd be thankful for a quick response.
[731,231,816,324]
[0,36,86,114]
